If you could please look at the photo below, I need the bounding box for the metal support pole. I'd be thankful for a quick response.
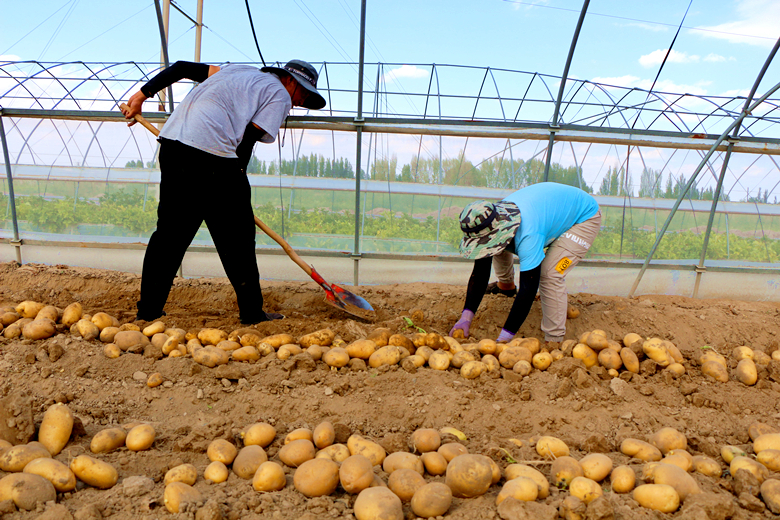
[153,0,174,113]
[194,0,204,62]
[543,0,589,182]
[0,114,22,264]
[352,0,367,287]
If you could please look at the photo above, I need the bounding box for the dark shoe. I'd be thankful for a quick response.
[240,311,285,325]
[135,310,166,321]
[486,282,517,297]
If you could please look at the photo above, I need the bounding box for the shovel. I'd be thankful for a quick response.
[120,103,377,320]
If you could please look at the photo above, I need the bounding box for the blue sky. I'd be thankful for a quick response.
[1,1,779,198]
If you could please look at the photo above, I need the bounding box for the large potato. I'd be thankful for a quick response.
[90,427,126,453]
[69,454,118,489]
[761,479,780,515]
[438,442,468,462]
[411,482,452,518]
[691,455,721,477]
[649,427,687,455]
[572,343,598,368]
[570,476,603,504]
[421,452,448,476]
[142,321,166,337]
[313,422,336,449]
[388,468,426,502]
[298,328,335,347]
[164,482,203,513]
[354,487,404,520]
[232,346,260,362]
[410,429,441,453]
[203,461,229,483]
[633,483,680,513]
[293,458,340,497]
[37,402,73,456]
[445,454,493,498]
[260,333,294,348]
[701,360,729,382]
[427,350,451,370]
[61,302,83,327]
[22,318,56,341]
[15,301,45,319]
[749,422,778,441]
[75,318,100,340]
[731,456,768,483]
[620,438,662,461]
[91,312,118,331]
[757,450,780,472]
[233,445,268,479]
[346,339,377,359]
[193,346,230,367]
[278,439,316,467]
[536,436,570,459]
[505,464,549,498]
[164,464,198,486]
[662,450,693,472]
[253,461,286,492]
[461,360,486,379]
[347,435,386,466]
[496,476,538,505]
[499,346,533,368]
[736,358,758,386]
[99,326,120,343]
[368,346,403,368]
[113,330,150,351]
[126,424,155,451]
[620,348,640,373]
[323,347,349,368]
[644,462,700,501]
[207,439,238,465]
[383,452,424,475]
[579,453,613,482]
[551,456,583,487]
[242,422,276,447]
[0,444,51,472]
[754,433,780,454]
[643,338,672,367]
[610,465,636,493]
[340,454,375,494]
[23,457,76,492]
[285,428,313,444]
[0,473,56,511]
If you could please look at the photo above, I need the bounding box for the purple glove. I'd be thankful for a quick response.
[450,310,474,338]
[497,328,515,343]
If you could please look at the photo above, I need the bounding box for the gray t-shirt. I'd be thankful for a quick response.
[159,64,292,158]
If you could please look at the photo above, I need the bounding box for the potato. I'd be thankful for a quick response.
[580,453,613,482]
[340,454,375,494]
[610,465,636,493]
[193,346,230,367]
[91,312,117,331]
[99,326,120,343]
[383,452,424,475]
[75,318,100,340]
[165,327,186,341]
[620,348,640,373]
[536,436,569,459]
[572,343,598,368]
[316,443,351,463]
[438,442,468,462]
[354,486,404,520]
[496,476,539,505]
[532,352,553,370]
[731,455,768,483]
[551,456,584,487]
[277,343,302,360]
[249,461,285,492]
[285,428,313,444]
[22,318,56,340]
[347,434,386,466]
[499,346,533,368]
[3,322,21,339]
[633,483,680,513]
[389,334,415,350]
[293,458,339,497]
[147,373,163,388]
[597,348,622,370]
[620,438,662,461]
[228,345,257,363]
[642,338,672,366]
[233,445,268,479]
[61,302,83,327]
[666,363,686,377]
[585,332,609,351]
[622,332,642,348]
[90,427,126,453]
[749,422,779,441]
[299,328,335,347]
[482,354,500,372]
[410,429,441,453]
[204,461,229,483]
[411,482,452,518]
[451,350,476,369]
[118,322,140,332]
[701,358,729,381]
[15,301,45,319]
[700,350,727,367]
[757,450,780,472]
[323,347,350,368]
[388,468,426,502]
[721,445,746,463]
[760,479,780,515]
[164,463,198,486]
[421,451,448,476]
[415,345,434,361]
[504,464,549,498]
[367,328,392,347]
[649,427,687,455]
[445,454,493,498]
[279,439,316,467]
[0,443,51,472]
[662,340,683,363]
[461,360,486,379]
[736,358,758,385]
[312,422,335,449]
[126,424,155,451]
[691,455,721,477]
[369,345,402,368]
[23,457,76,492]
[70,454,118,489]
[513,360,533,376]
[113,330,150,351]
[0,473,56,511]
[510,337,541,355]
[207,439,238,465]
[261,333,295,348]
[644,463,700,501]
[662,450,693,472]
[570,476,603,504]
[164,481,203,514]
[142,320,166,337]
[37,402,73,456]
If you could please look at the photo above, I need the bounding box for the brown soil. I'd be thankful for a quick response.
[1,261,780,520]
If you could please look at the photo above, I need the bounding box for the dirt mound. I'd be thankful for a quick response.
[1,261,779,519]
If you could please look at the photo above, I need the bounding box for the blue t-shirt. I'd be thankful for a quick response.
[503,182,599,271]
[160,64,291,158]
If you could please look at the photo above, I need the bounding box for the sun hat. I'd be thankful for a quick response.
[261,59,326,110]
[458,200,522,260]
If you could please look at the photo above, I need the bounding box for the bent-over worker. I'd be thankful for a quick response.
[449,182,601,344]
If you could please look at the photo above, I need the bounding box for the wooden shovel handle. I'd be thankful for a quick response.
[253,216,313,277]
[120,103,160,137]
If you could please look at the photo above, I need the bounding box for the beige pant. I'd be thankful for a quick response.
[493,210,602,341]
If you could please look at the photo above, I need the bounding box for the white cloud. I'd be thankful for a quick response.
[703,53,729,63]
[623,22,668,33]
[380,65,429,83]
[693,0,780,47]
[590,75,709,96]
[639,49,700,68]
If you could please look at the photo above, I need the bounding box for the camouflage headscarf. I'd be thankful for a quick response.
[458,200,522,260]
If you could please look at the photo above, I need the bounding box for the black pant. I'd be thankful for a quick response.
[137,139,264,322]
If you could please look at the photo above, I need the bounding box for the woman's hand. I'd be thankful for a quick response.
[121,91,147,127]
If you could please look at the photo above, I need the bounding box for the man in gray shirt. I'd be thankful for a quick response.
[122,59,325,324]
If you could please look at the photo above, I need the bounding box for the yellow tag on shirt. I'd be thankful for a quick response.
[555,257,572,274]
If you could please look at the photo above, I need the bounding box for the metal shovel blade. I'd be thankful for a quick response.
[310,267,376,321]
